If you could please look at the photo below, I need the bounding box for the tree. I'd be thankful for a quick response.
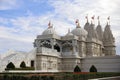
[6,62,15,70]
[89,65,97,72]
[74,65,81,72]
[20,61,26,68]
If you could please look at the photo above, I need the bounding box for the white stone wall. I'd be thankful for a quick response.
[62,58,80,72]
[36,54,59,71]
[81,56,120,72]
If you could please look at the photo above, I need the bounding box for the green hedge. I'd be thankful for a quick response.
[55,72,120,80]
[2,75,54,80]
[5,67,35,71]
[14,67,35,70]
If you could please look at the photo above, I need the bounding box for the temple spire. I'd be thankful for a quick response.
[97,16,100,25]
[75,19,80,28]
[103,20,116,55]
[84,15,90,31]
[96,16,103,41]
[103,22,114,43]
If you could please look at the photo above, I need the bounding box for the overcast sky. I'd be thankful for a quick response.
[0,0,120,55]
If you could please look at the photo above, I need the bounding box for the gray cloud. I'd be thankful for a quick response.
[0,37,33,54]
[0,0,19,10]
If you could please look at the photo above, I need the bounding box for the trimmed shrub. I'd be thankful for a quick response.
[3,75,10,80]
[30,76,40,80]
[20,61,26,68]
[89,65,97,72]
[5,62,15,70]
[14,67,35,70]
[74,65,81,72]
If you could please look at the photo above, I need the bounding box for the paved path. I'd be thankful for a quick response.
[100,77,120,80]
[89,76,120,80]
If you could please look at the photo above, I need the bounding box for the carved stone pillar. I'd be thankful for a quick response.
[72,40,77,54]
[50,39,54,50]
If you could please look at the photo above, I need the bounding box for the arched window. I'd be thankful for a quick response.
[62,44,73,52]
[31,60,34,67]
[20,61,26,68]
[54,44,60,52]
[41,41,52,48]
[5,62,15,70]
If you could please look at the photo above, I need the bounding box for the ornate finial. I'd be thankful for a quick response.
[107,16,110,25]
[68,28,70,33]
[97,16,100,25]
[48,21,53,28]
[75,19,80,28]
[85,14,88,23]
[91,20,93,24]
[91,15,95,20]
[91,15,95,24]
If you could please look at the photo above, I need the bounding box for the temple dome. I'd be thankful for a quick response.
[66,32,73,36]
[42,21,57,35]
[71,19,88,38]
[42,27,57,35]
[71,27,88,37]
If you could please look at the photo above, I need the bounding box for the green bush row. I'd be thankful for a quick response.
[1,72,120,80]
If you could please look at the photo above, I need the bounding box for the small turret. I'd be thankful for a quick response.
[87,16,98,39]
[84,15,90,31]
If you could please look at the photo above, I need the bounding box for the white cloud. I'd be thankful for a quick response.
[48,0,120,55]
[0,13,55,53]
[0,0,120,55]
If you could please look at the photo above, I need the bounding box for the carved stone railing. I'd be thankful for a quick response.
[36,47,61,57]
[62,52,79,57]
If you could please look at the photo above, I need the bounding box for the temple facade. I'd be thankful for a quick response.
[34,17,117,72]
[0,17,119,72]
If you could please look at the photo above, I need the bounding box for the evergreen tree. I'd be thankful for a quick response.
[20,61,26,68]
[89,65,97,72]
[74,65,81,72]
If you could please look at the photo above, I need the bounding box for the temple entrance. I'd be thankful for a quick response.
[89,65,97,72]
[31,60,34,67]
